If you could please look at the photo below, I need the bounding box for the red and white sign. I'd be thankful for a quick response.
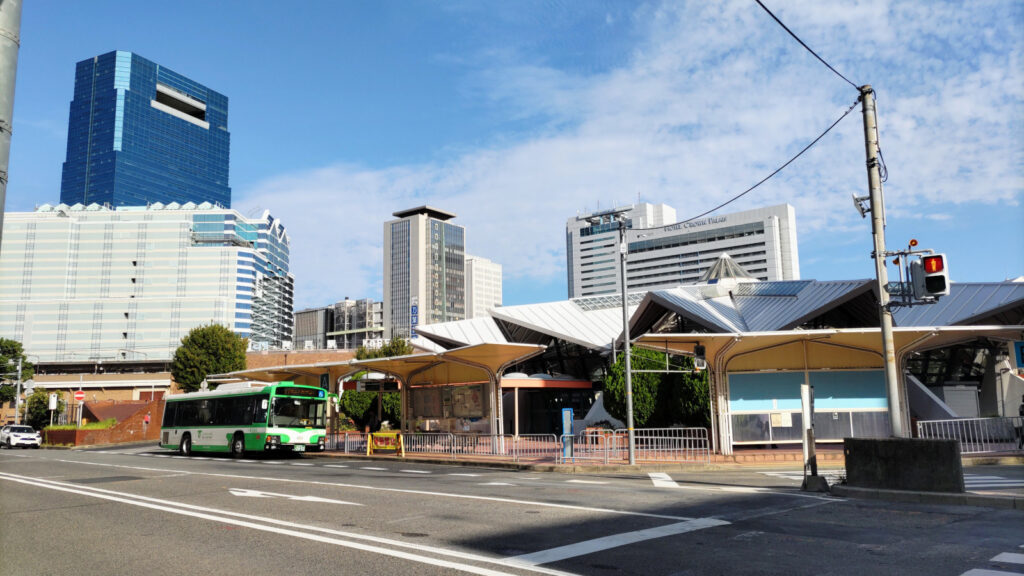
[74,390,85,402]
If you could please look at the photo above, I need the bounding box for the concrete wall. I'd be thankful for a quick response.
[844,437,964,493]
[44,399,164,446]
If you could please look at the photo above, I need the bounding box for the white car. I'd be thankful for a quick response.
[0,425,41,449]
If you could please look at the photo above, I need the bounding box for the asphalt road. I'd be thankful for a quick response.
[2,447,1023,576]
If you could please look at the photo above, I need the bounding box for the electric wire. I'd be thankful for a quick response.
[753,0,859,90]
[679,98,860,225]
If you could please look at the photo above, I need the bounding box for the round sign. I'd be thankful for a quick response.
[74,390,86,401]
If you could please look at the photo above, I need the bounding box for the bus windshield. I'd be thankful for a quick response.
[270,397,325,428]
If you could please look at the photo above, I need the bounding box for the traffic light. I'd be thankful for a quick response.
[911,253,950,300]
[693,344,707,371]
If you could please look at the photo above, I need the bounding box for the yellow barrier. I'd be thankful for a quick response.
[367,432,404,457]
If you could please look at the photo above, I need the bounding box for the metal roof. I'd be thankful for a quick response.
[893,282,1024,327]
[414,316,508,347]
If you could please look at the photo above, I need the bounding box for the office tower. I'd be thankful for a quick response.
[294,298,384,350]
[566,203,799,298]
[465,255,502,319]
[60,51,231,208]
[0,202,292,361]
[383,206,465,339]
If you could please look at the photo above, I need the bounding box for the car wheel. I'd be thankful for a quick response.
[179,434,192,456]
[231,434,245,458]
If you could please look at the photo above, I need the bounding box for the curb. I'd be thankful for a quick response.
[831,484,1024,510]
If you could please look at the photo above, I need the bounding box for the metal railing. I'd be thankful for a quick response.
[327,431,368,454]
[917,416,1023,454]
[557,428,710,465]
[326,428,711,465]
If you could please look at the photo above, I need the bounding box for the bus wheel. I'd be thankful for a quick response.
[179,434,192,456]
[231,433,245,458]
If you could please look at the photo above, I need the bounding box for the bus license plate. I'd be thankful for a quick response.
[294,445,305,452]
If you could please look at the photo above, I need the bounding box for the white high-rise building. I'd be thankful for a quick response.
[566,203,798,298]
[383,206,465,340]
[465,255,502,319]
[0,202,294,362]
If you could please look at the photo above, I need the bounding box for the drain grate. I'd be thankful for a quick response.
[69,476,144,484]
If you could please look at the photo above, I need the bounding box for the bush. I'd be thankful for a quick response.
[46,418,118,431]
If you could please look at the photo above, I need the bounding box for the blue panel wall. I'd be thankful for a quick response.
[729,370,887,411]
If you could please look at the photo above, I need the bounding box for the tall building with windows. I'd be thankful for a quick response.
[566,203,799,297]
[465,255,502,318]
[294,298,384,350]
[383,207,465,339]
[0,202,292,362]
[60,51,231,208]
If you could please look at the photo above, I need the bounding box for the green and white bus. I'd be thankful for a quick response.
[160,381,328,456]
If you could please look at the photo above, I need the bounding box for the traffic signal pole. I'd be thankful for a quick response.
[860,85,904,438]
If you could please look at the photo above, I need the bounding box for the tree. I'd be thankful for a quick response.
[171,324,247,392]
[340,338,414,429]
[1,338,35,405]
[602,347,710,429]
[25,388,65,430]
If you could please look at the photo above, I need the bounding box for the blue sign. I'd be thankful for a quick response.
[411,305,418,315]
[1015,341,1024,366]
[411,315,418,326]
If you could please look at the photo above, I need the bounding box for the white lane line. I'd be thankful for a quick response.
[262,461,284,465]
[191,457,210,460]
[0,472,573,576]
[991,552,1024,565]
[449,473,481,477]
[236,459,256,463]
[324,465,348,469]
[566,480,607,485]
[48,457,699,521]
[648,473,679,488]
[361,467,388,471]
[960,570,1021,575]
[507,518,730,566]
[481,482,515,486]
[401,470,431,474]
[154,455,169,458]
[290,463,314,466]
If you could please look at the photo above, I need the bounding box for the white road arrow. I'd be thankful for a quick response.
[229,488,362,506]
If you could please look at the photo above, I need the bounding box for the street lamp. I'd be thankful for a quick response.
[6,355,37,425]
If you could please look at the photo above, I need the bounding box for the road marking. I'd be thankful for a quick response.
[401,470,431,474]
[191,457,210,460]
[960,570,1021,575]
[481,482,515,486]
[290,463,314,466]
[991,552,1024,565]
[229,488,362,506]
[46,457,700,521]
[648,473,678,488]
[507,518,730,566]
[566,480,607,485]
[449,473,481,477]
[154,455,169,458]
[324,465,348,468]
[0,471,576,576]
[361,466,388,471]
[237,459,256,463]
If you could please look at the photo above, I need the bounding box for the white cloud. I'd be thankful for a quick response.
[237,0,1023,308]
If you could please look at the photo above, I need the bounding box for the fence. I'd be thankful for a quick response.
[557,428,709,465]
[917,416,1022,454]
[325,428,709,465]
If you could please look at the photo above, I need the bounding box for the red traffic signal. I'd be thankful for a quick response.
[911,253,950,300]
[922,255,944,274]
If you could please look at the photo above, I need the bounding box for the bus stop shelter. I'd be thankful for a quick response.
[212,343,546,436]
[635,326,1024,455]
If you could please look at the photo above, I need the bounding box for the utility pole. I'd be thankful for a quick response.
[0,0,22,252]
[859,85,904,438]
[618,216,636,465]
[13,356,22,425]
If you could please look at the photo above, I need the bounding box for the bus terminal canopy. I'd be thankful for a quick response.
[210,342,548,389]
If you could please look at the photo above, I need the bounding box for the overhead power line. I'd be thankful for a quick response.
[679,98,860,225]
[753,0,859,90]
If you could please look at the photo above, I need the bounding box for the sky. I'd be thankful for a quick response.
[7,0,1023,310]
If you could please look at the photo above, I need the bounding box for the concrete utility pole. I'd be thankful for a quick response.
[860,85,904,438]
[618,216,636,465]
[0,0,22,251]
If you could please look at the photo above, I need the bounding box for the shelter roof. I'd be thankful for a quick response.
[414,317,508,348]
[893,282,1024,326]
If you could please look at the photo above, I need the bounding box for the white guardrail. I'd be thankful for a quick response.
[328,428,710,465]
[917,416,1023,454]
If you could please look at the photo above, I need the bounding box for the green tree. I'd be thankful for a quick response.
[25,388,65,430]
[170,324,247,392]
[340,338,414,429]
[602,347,710,429]
[1,338,35,405]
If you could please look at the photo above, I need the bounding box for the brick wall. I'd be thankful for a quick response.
[43,398,165,447]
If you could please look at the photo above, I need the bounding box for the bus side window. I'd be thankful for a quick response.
[253,396,269,424]
[164,403,177,427]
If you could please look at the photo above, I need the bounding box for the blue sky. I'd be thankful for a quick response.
[7,1,1023,309]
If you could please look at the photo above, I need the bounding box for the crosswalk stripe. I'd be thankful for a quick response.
[566,479,607,485]
[649,473,679,488]
[991,552,1024,565]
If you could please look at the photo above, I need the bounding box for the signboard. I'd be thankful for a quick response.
[452,385,484,418]
[74,390,85,402]
[48,393,58,410]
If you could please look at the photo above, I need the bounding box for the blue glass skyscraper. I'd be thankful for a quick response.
[60,51,231,208]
